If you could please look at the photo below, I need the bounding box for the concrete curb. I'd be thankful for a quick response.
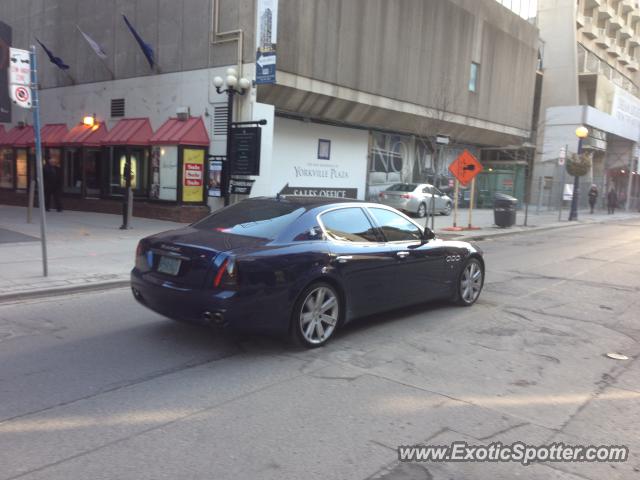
[437,214,638,241]
[0,279,130,304]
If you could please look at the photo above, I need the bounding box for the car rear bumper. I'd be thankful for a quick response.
[130,269,289,334]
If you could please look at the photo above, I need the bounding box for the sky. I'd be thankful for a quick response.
[495,0,538,20]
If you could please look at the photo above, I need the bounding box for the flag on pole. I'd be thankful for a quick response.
[35,38,70,70]
[77,26,107,60]
[122,15,154,68]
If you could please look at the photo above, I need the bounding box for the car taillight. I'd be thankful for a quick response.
[213,258,238,289]
[401,194,411,199]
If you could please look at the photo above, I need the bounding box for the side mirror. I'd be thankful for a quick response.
[423,228,436,242]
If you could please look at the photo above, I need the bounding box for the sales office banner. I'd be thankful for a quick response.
[182,149,205,202]
[256,0,278,84]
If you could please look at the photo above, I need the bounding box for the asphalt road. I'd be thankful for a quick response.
[1,219,639,480]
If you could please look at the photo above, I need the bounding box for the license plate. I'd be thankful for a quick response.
[157,256,181,275]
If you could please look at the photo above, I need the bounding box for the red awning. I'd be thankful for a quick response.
[101,118,153,146]
[149,117,210,147]
[29,124,69,148]
[2,125,35,148]
[62,122,109,147]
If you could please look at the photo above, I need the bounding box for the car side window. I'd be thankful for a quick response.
[422,186,432,194]
[368,207,422,243]
[320,208,380,243]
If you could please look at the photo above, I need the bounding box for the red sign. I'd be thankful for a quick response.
[184,163,203,186]
[448,149,483,186]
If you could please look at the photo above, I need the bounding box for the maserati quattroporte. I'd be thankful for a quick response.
[131,197,484,347]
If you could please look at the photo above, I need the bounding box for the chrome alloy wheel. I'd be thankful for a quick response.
[299,286,339,345]
[460,261,483,304]
[417,203,427,218]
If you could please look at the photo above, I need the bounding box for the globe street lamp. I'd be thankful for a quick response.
[213,68,251,206]
[568,126,589,221]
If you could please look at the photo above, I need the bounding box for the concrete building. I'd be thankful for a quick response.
[535,0,640,211]
[0,0,540,220]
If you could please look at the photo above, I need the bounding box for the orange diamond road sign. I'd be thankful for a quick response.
[448,149,483,186]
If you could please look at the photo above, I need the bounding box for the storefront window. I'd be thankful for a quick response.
[0,148,14,189]
[150,146,178,201]
[84,149,101,196]
[110,147,149,196]
[182,148,205,203]
[16,149,28,190]
[63,148,82,193]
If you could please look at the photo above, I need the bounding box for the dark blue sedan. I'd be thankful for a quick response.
[131,196,484,347]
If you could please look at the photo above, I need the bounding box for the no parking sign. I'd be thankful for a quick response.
[10,84,31,108]
[8,47,32,109]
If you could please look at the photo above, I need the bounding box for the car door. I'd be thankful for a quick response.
[319,207,400,318]
[366,206,449,304]
[421,185,435,213]
[433,187,448,211]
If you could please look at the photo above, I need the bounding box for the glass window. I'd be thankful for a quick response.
[63,148,82,193]
[16,149,28,190]
[387,183,417,192]
[422,186,433,194]
[84,149,101,196]
[110,147,149,196]
[320,207,380,243]
[193,200,305,240]
[469,62,479,92]
[368,207,422,243]
[0,148,14,189]
[150,146,178,201]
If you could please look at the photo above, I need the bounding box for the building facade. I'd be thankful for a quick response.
[0,0,540,220]
[535,0,640,211]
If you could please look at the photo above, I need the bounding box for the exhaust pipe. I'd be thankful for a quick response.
[202,311,224,326]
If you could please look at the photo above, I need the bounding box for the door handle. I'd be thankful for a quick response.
[336,255,353,263]
[396,251,410,259]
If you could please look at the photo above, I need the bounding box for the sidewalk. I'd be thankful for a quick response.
[1,204,638,301]
[0,205,187,301]
[420,206,640,239]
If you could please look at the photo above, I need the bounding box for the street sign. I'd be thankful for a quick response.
[9,48,30,85]
[9,47,32,109]
[448,149,483,186]
[436,135,450,145]
[278,183,358,199]
[558,146,566,166]
[563,184,574,201]
[10,84,31,108]
[229,126,261,175]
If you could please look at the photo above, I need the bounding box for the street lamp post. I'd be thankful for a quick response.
[213,68,251,207]
[568,126,589,221]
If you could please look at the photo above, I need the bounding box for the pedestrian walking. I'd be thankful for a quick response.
[607,188,618,214]
[43,158,63,212]
[588,184,598,214]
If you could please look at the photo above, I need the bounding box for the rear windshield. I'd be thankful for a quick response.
[387,184,417,192]
[192,201,305,239]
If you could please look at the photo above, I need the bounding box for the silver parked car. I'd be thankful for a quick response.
[378,183,453,218]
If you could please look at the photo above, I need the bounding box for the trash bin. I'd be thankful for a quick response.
[494,193,517,227]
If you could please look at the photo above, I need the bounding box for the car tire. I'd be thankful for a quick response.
[417,203,427,218]
[291,282,342,348]
[453,258,484,306]
[442,202,452,216]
